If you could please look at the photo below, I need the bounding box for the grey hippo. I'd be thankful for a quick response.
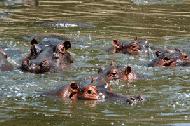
[148,48,190,67]
[21,38,73,73]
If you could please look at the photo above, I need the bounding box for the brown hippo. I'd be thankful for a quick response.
[44,81,144,105]
[0,48,13,71]
[21,38,73,73]
[112,37,149,55]
[98,63,137,83]
[148,48,190,67]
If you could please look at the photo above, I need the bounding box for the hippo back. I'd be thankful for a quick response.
[39,37,64,49]
[30,45,55,65]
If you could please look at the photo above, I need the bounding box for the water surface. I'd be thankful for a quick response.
[0,0,190,126]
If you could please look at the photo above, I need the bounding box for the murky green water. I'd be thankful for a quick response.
[0,0,190,126]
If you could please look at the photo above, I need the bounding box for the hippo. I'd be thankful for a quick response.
[44,81,144,105]
[0,48,13,71]
[98,62,137,83]
[20,38,73,73]
[112,37,150,55]
[148,48,190,67]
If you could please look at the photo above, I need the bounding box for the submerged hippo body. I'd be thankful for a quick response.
[148,48,190,67]
[21,38,73,73]
[112,38,150,55]
[44,81,144,105]
[0,48,13,71]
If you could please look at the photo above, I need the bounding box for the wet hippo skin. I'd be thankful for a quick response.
[44,81,144,105]
[112,37,150,55]
[98,62,137,83]
[20,38,73,73]
[148,48,190,67]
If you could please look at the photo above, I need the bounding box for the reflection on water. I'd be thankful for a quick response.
[0,0,190,126]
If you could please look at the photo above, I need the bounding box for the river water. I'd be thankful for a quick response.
[0,0,190,126]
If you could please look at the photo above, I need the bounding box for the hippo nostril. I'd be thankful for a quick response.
[61,47,64,52]
[87,90,93,94]
[111,72,117,76]
[184,55,188,59]
[70,82,78,90]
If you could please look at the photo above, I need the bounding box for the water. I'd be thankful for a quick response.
[0,0,190,126]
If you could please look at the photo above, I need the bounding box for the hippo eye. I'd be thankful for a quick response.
[184,55,188,59]
[132,45,136,48]
[87,90,93,94]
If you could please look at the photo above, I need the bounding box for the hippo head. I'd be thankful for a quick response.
[112,38,149,55]
[154,56,176,67]
[59,82,99,100]
[176,51,190,66]
[153,48,190,67]
[107,68,120,81]
[125,42,141,55]
[78,85,99,100]
[179,52,189,61]
[153,50,179,67]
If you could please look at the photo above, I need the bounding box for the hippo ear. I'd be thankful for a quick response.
[64,41,71,50]
[31,39,38,45]
[126,66,132,73]
[70,82,79,90]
